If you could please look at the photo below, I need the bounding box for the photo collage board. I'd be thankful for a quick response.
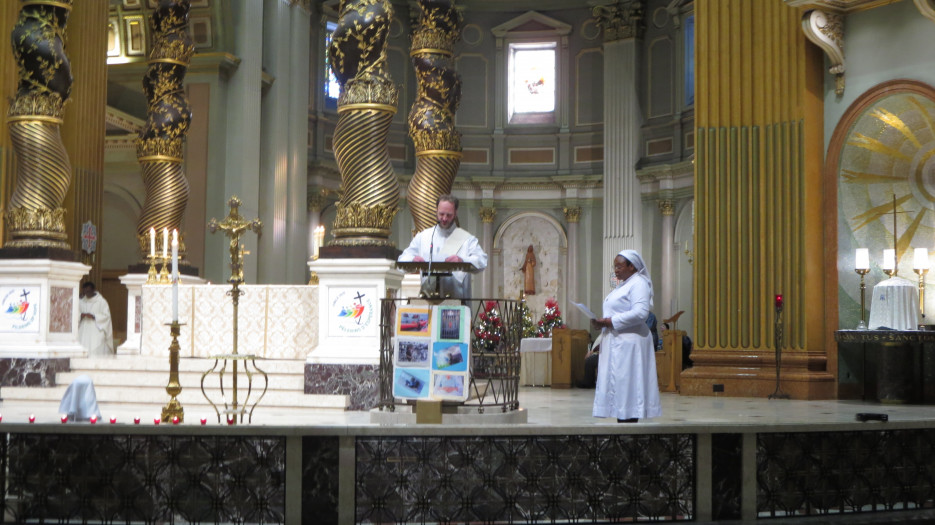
[393,304,471,401]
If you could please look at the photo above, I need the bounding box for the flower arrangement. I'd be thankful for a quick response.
[536,297,566,337]
[473,300,503,352]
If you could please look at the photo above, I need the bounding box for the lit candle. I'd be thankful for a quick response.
[227,415,235,425]
[171,230,179,322]
[154,417,161,425]
[775,294,783,310]
[28,414,35,423]
[883,249,896,271]
[162,228,169,259]
[914,248,930,270]
[200,417,207,425]
[110,416,117,424]
[172,415,180,425]
[0,414,4,423]
[60,414,68,424]
[317,226,325,252]
[90,415,98,424]
[150,227,156,258]
[855,248,870,271]
[133,417,141,425]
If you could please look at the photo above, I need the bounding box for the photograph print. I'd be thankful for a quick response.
[397,306,431,336]
[393,367,430,399]
[396,337,430,368]
[431,372,467,401]
[432,341,468,372]
[435,305,468,341]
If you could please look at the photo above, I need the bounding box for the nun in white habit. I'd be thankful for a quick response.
[590,249,662,422]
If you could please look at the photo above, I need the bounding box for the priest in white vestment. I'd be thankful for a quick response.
[399,194,488,299]
[78,282,114,357]
[591,250,662,422]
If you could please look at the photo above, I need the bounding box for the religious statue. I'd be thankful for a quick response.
[519,245,537,295]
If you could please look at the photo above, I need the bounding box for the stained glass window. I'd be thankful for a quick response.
[508,42,556,122]
[324,21,340,100]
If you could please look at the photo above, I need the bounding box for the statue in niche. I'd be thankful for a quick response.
[519,245,537,295]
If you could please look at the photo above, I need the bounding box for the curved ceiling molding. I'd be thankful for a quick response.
[915,0,935,23]
[801,9,846,96]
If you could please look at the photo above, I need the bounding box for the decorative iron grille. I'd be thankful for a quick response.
[356,434,695,524]
[377,298,522,413]
[4,433,286,524]
[758,429,935,518]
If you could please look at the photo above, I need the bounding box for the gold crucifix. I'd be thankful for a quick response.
[209,196,262,285]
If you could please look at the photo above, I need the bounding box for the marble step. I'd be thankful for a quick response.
[57,371,305,390]
[2,385,347,410]
[69,357,306,375]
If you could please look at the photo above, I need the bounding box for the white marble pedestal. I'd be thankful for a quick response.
[305,258,404,409]
[0,259,90,357]
[117,272,206,355]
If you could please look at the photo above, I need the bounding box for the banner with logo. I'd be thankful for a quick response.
[328,286,377,337]
[0,285,41,333]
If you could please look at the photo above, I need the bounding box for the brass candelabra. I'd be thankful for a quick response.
[161,320,185,422]
[146,254,159,284]
[855,268,870,330]
[159,256,170,284]
[916,267,929,320]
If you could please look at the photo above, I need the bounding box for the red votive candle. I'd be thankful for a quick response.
[153,417,161,425]
[60,414,68,424]
[227,415,235,425]
[200,417,207,425]
[172,416,180,425]
[775,294,783,310]
[28,414,35,423]
[110,416,117,424]
[90,415,98,424]
[133,417,141,425]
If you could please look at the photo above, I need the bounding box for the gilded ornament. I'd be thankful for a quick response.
[657,200,674,216]
[592,1,645,42]
[4,0,73,250]
[479,207,497,224]
[801,10,845,96]
[563,206,582,223]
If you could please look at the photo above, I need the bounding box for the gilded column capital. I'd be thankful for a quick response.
[308,193,326,212]
[479,206,497,224]
[563,206,581,223]
[591,1,644,42]
[916,0,935,24]
[658,200,674,216]
[801,9,845,96]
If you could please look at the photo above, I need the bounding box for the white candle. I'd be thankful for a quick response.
[149,227,156,258]
[915,247,930,270]
[162,228,169,259]
[171,230,179,322]
[855,248,870,270]
[883,249,896,271]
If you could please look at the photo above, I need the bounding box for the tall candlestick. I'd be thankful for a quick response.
[883,249,896,277]
[150,227,156,258]
[914,248,930,270]
[171,230,179,322]
[855,248,870,271]
[162,228,169,259]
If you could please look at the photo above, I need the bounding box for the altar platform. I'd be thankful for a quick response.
[4,388,935,523]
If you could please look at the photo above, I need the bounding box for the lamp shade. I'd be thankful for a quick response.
[914,248,930,270]
[883,249,896,271]
[855,248,870,270]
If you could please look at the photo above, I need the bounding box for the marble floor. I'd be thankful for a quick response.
[3,385,935,431]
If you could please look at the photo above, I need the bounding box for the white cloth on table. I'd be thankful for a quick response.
[58,375,101,421]
[592,266,662,420]
[868,277,920,330]
[519,338,552,386]
[398,223,488,298]
[79,293,114,357]
[519,337,552,353]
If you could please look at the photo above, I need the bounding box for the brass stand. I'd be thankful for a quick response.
[146,255,158,284]
[884,268,896,278]
[856,268,870,330]
[769,298,790,400]
[161,321,185,422]
[916,267,929,320]
[202,196,267,424]
[159,256,170,284]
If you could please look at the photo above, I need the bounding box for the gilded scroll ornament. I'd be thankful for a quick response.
[479,206,497,224]
[135,0,193,261]
[4,0,74,249]
[592,1,645,42]
[407,0,464,232]
[801,10,845,96]
[329,0,401,246]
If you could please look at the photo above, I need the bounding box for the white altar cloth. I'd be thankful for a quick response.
[869,277,920,331]
[141,284,318,359]
[520,337,552,386]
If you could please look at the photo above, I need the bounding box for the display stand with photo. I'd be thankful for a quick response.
[393,304,471,402]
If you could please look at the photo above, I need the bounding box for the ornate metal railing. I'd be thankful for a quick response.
[377,298,521,413]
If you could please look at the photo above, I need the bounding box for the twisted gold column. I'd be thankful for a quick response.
[329,0,399,246]
[4,0,74,250]
[134,0,193,261]
[407,0,463,232]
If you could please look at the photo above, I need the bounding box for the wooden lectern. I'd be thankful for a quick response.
[395,261,477,300]
[656,329,685,392]
[551,328,589,388]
